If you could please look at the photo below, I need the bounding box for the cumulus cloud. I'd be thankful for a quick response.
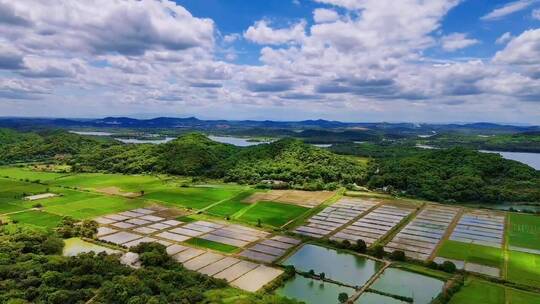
[1,0,214,56]
[494,29,540,65]
[481,0,537,21]
[313,8,340,23]
[496,32,513,44]
[441,33,480,51]
[244,20,306,45]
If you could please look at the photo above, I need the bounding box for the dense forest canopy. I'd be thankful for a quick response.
[0,226,299,304]
[366,147,540,203]
[0,128,538,203]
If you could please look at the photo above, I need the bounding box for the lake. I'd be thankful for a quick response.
[281,244,383,287]
[208,135,272,147]
[70,131,113,136]
[480,150,540,170]
[115,137,176,144]
[276,275,355,304]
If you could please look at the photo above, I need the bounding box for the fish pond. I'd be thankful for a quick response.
[276,275,355,304]
[370,268,444,304]
[281,244,383,287]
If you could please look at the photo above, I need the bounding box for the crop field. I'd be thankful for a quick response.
[0,178,48,203]
[507,250,540,287]
[9,210,64,229]
[449,277,540,304]
[508,213,540,251]
[185,238,239,253]
[234,201,310,227]
[205,190,257,217]
[144,186,245,210]
[243,190,335,208]
[0,166,65,182]
[52,173,168,192]
[437,240,504,268]
[448,278,505,304]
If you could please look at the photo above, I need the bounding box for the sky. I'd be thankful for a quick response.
[0,0,540,124]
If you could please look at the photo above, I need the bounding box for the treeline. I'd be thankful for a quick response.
[72,134,366,189]
[366,147,540,203]
[420,132,540,153]
[0,226,300,304]
[0,129,366,190]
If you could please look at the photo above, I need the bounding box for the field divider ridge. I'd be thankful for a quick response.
[427,205,464,261]
[326,199,382,238]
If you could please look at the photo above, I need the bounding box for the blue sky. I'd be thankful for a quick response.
[1,0,539,123]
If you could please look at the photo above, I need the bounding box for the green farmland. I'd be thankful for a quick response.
[437,240,504,268]
[234,201,310,227]
[507,250,540,287]
[508,213,540,251]
[449,277,540,304]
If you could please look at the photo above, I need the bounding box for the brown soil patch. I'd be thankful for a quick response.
[153,208,187,218]
[96,187,141,198]
[243,190,335,208]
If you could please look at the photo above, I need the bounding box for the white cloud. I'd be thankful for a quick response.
[1,0,215,56]
[496,32,513,44]
[441,33,479,51]
[244,20,306,45]
[494,28,540,65]
[481,0,537,21]
[313,8,340,23]
[223,33,241,44]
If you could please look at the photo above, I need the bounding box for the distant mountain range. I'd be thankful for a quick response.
[0,117,538,134]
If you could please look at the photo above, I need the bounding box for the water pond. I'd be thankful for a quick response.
[208,135,273,147]
[355,292,406,304]
[63,237,120,256]
[115,137,176,144]
[281,244,383,287]
[370,268,444,304]
[70,131,113,136]
[276,275,355,304]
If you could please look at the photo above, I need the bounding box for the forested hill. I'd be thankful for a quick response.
[71,133,366,189]
[1,128,539,203]
[366,147,540,203]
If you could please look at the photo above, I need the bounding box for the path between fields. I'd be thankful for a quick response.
[0,207,38,216]
[349,261,392,302]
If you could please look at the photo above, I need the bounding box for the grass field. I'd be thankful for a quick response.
[507,250,540,287]
[449,277,540,304]
[184,238,239,253]
[9,210,64,229]
[0,178,48,203]
[508,213,540,251]
[205,190,257,217]
[506,288,540,303]
[234,201,310,227]
[52,173,168,192]
[437,240,503,267]
[449,278,504,304]
[0,166,66,182]
[145,186,245,210]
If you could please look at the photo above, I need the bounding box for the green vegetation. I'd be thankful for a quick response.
[508,213,540,250]
[366,147,540,203]
[205,190,257,217]
[506,288,540,303]
[204,288,301,304]
[448,278,505,304]
[235,201,310,227]
[145,186,245,210]
[184,238,239,253]
[437,240,503,268]
[507,250,540,287]
[9,210,64,229]
[422,132,540,153]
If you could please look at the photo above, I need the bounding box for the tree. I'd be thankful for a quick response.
[440,261,457,273]
[371,245,385,258]
[338,292,349,303]
[389,250,406,261]
[319,272,326,280]
[354,239,367,253]
[341,240,351,249]
[308,269,315,276]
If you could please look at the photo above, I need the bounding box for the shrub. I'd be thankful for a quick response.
[354,239,367,253]
[389,250,406,261]
[440,261,457,273]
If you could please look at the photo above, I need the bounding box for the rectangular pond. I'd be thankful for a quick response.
[281,244,383,287]
[63,237,120,256]
[370,268,444,304]
[355,292,407,304]
[276,275,355,304]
